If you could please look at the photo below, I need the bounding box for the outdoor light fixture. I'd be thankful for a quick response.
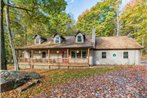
[39,51,41,53]
[56,51,59,53]
[76,50,79,53]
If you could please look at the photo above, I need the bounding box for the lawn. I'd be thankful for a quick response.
[1,66,128,98]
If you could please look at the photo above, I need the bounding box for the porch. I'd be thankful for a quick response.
[16,48,90,68]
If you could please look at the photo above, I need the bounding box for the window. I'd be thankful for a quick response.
[123,52,128,59]
[42,52,46,58]
[82,51,87,58]
[71,50,87,58]
[55,36,60,43]
[113,53,116,57]
[71,51,76,58]
[102,52,106,59]
[77,51,81,58]
[77,35,82,42]
[36,38,40,44]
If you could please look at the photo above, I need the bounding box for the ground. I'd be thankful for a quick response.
[48,66,147,98]
[141,54,147,61]
[1,66,146,98]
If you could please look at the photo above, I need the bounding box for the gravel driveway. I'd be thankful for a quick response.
[35,66,147,98]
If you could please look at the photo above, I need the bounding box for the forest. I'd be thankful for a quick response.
[0,0,147,67]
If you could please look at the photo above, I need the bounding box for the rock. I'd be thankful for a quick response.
[0,70,41,93]
[17,79,40,93]
[25,72,41,79]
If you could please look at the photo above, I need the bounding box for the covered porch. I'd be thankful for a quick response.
[16,48,90,68]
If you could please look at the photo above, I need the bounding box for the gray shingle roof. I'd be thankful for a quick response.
[16,35,143,50]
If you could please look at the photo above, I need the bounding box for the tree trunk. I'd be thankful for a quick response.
[5,0,19,71]
[0,0,7,70]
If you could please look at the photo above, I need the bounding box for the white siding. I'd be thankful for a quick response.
[33,54,42,59]
[50,53,62,59]
[24,51,30,58]
[89,50,94,65]
[92,50,140,65]
[23,49,141,65]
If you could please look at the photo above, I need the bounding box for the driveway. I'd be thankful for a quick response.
[141,61,147,65]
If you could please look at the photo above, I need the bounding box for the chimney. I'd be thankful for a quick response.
[92,27,96,48]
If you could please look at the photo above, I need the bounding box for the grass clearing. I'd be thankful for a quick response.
[1,66,128,98]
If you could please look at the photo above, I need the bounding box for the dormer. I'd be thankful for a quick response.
[33,34,47,44]
[53,33,65,44]
[75,31,85,43]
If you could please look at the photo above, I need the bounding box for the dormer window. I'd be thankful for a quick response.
[35,38,41,44]
[54,35,61,44]
[55,36,60,43]
[77,35,82,42]
[75,32,85,43]
[53,33,65,44]
[33,34,47,44]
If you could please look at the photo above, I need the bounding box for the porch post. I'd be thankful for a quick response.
[48,49,50,65]
[31,50,34,68]
[67,49,69,63]
[16,50,18,61]
[87,48,90,65]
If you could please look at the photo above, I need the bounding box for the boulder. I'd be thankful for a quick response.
[0,70,41,93]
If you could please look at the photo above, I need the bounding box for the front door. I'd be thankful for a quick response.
[62,50,68,63]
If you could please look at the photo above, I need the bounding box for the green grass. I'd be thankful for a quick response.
[2,66,127,98]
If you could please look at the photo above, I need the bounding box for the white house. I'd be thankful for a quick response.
[16,30,143,69]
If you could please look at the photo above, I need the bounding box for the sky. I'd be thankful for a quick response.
[66,0,131,21]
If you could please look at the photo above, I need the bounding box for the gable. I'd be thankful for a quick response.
[75,31,85,43]
[33,34,47,44]
[54,34,61,44]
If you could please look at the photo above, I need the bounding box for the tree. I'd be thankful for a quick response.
[8,0,73,45]
[76,0,121,36]
[121,0,147,53]
[0,0,7,70]
[1,0,73,69]
[5,0,18,70]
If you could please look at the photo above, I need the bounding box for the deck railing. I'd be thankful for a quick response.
[18,58,88,65]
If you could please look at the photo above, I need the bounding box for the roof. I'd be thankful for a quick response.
[17,35,93,49]
[95,36,143,50]
[32,34,47,40]
[16,35,143,50]
[52,33,65,40]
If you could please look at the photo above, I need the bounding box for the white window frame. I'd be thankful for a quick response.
[123,52,128,59]
[76,33,84,43]
[54,35,61,44]
[102,52,106,59]
[70,50,87,59]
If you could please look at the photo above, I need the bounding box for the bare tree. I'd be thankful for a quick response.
[5,0,19,71]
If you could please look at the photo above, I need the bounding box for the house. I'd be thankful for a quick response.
[16,29,143,69]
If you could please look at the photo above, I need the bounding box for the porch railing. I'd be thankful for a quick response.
[18,58,88,64]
